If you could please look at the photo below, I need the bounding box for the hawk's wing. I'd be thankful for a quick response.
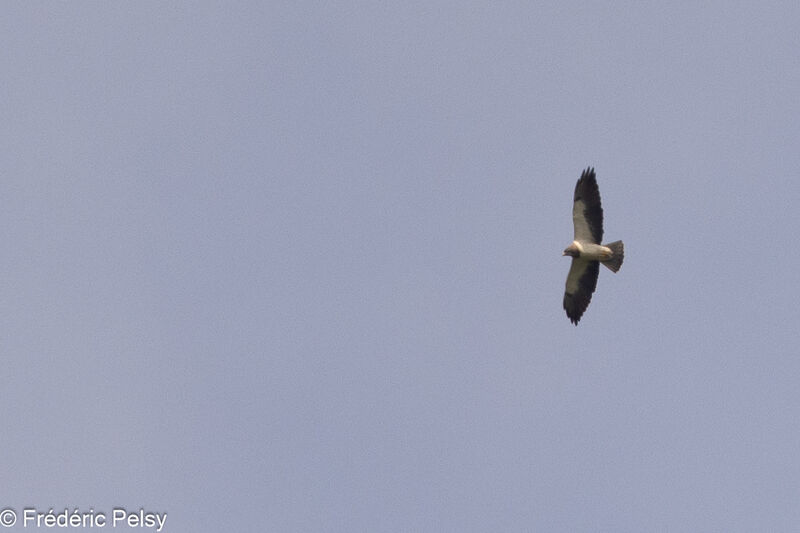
[563,258,599,325]
[573,168,603,244]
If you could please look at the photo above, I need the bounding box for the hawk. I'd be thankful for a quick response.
[562,167,624,325]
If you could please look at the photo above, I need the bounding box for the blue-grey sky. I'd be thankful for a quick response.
[2,2,799,532]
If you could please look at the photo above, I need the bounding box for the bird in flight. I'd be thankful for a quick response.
[562,167,624,325]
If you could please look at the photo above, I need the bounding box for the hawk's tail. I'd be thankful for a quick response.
[601,240,624,273]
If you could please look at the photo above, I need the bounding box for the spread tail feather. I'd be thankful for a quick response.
[601,240,624,272]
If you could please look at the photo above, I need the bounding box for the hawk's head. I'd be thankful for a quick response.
[563,241,582,258]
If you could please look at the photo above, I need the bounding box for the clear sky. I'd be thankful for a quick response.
[2,2,799,532]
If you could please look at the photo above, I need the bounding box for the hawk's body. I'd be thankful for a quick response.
[563,168,624,325]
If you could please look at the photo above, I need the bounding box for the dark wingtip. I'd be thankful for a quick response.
[563,293,585,325]
[574,167,600,200]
